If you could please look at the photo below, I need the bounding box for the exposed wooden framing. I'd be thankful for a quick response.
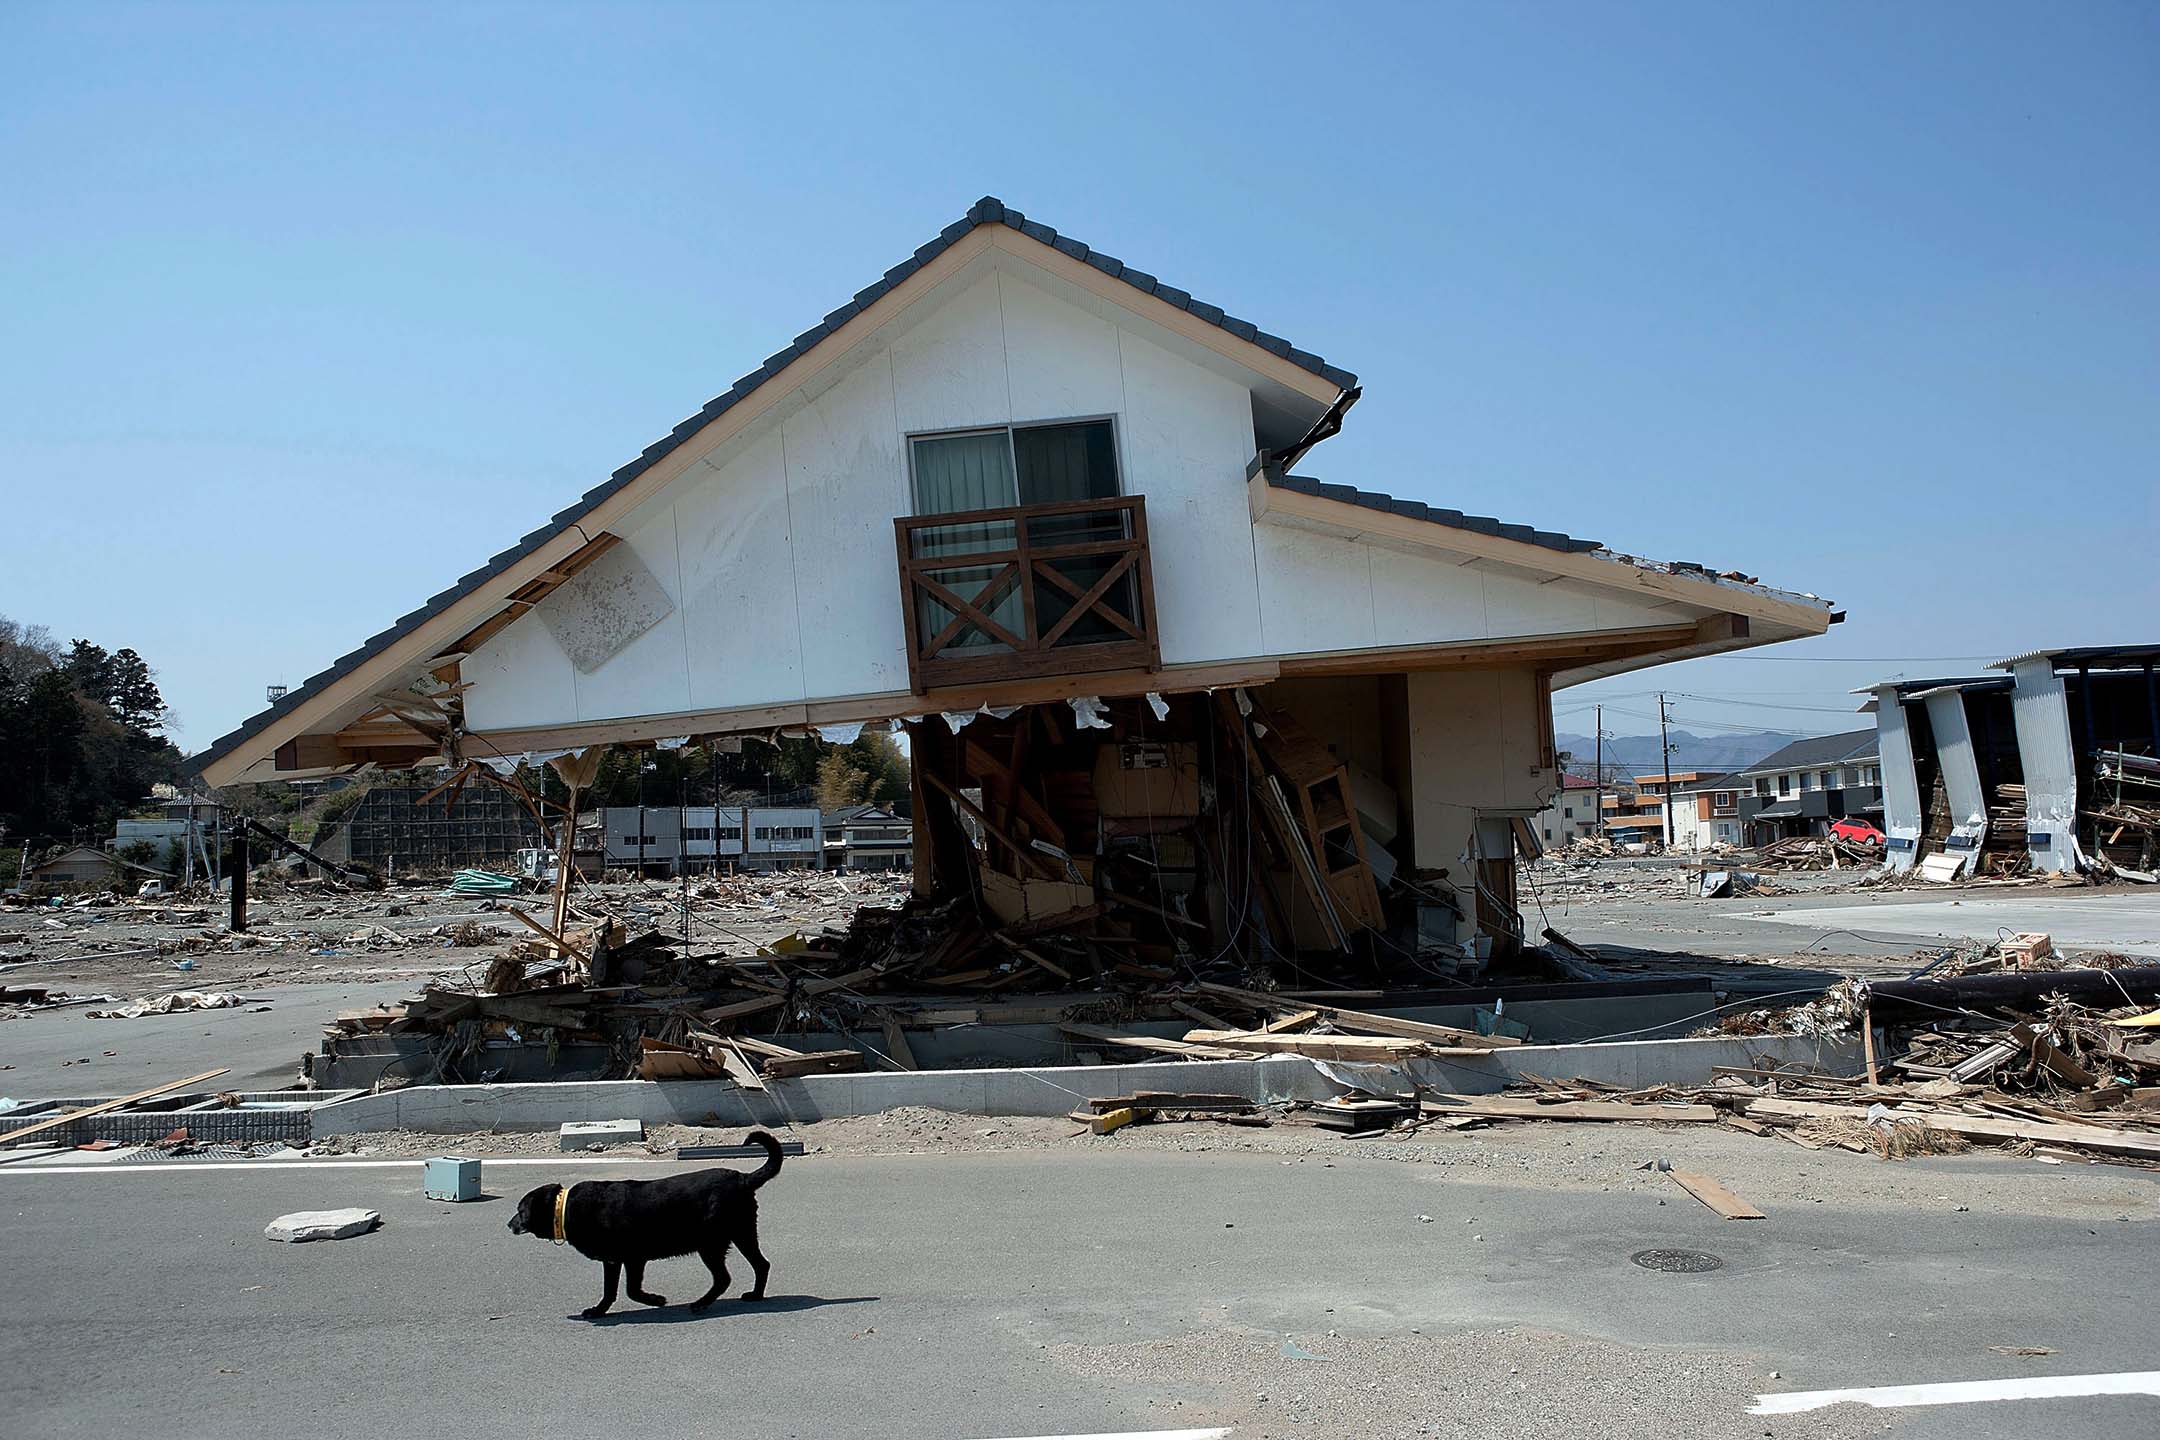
[276,734,438,771]
[896,496,1159,692]
[1274,623,1705,679]
[920,768,1061,879]
[439,531,625,659]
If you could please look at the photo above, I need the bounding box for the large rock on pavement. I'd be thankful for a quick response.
[265,1208,382,1242]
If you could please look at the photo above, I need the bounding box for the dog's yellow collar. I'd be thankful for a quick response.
[552,1185,570,1244]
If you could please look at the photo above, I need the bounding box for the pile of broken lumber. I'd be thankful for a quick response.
[1061,981,1526,1063]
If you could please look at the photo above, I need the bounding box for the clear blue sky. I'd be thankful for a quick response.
[5,2,2154,753]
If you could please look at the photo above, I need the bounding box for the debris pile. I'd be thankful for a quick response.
[2088,749,2159,880]
[1743,835,1879,870]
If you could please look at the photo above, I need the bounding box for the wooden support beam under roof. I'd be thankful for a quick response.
[437,530,623,660]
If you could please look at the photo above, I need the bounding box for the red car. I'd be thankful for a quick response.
[1830,818,1885,846]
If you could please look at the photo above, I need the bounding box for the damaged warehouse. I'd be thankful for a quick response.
[1866,645,2160,883]
[192,197,1840,1080]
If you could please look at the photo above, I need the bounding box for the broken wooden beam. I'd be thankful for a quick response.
[1417,1095,1720,1124]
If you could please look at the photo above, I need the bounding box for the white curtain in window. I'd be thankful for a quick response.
[914,432,1016,514]
[912,432,1021,648]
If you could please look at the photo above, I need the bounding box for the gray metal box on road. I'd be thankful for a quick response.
[423,1156,481,1200]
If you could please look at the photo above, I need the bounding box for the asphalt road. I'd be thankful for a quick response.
[3,1143,2155,1439]
[1752,893,2160,957]
[1536,875,2160,963]
[1,980,419,1092]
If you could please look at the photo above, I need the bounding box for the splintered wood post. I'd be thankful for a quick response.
[229,828,249,933]
[1862,1002,1880,1086]
[880,1014,918,1070]
[551,787,579,962]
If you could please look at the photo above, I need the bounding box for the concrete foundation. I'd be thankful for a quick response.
[312,1033,1860,1136]
[310,983,1731,1091]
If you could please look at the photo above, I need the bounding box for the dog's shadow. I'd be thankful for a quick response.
[578,1295,877,1325]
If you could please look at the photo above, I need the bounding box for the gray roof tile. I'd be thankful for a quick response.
[1264,472,1604,556]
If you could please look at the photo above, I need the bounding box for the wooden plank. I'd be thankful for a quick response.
[1260,1009,1320,1034]
[718,1041,767,1093]
[0,1068,232,1147]
[759,1050,866,1079]
[1742,1096,2160,1160]
[1182,1030,1466,1061]
[1192,981,1520,1049]
[506,907,592,968]
[1668,1169,1765,1220]
[699,966,883,1022]
[721,1034,808,1061]
[1169,999,1237,1031]
[1060,1023,1252,1060]
[920,769,1061,878]
[1418,1095,1720,1124]
[880,1015,918,1071]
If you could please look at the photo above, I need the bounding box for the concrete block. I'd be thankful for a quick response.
[266,1208,380,1242]
[559,1118,643,1150]
[423,1156,481,1201]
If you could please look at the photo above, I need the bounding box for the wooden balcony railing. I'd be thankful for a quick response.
[895,495,1160,692]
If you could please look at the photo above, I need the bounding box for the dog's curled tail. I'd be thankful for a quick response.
[744,1129,784,1188]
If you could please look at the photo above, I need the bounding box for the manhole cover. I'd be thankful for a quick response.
[1631,1248,1723,1273]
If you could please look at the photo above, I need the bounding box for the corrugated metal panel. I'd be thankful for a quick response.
[1922,690,1988,878]
[2007,657,2085,873]
[1872,685,1925,872]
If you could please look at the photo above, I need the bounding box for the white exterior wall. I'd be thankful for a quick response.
[465,262,1269,731]
[1250,526,1697,664]
[1403,668,1556,873]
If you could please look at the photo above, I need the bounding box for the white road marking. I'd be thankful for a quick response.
[965,1432,1229,1440]
[0,1155,681,1176]
[1752,1371,2160,1414]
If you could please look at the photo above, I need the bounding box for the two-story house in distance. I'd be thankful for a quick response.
[197,199,1835,963]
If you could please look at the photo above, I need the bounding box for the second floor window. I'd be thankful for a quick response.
[911,419,1120,516]
[906,418,1133,655]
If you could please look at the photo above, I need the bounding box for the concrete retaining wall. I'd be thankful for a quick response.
[312,1033,1860,1136]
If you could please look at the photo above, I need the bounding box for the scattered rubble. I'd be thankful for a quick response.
[86,990,249,1019]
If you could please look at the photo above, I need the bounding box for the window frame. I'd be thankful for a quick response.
[906,415,1128,515]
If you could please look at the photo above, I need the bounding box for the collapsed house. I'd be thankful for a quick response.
[196,198,1836,1043]
[1865,645,2160,881]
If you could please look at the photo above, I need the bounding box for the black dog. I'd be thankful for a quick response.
[509,1130,782,1318]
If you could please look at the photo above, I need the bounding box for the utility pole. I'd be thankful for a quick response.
[1594,705,1604,841]
[1658,694,1677,848]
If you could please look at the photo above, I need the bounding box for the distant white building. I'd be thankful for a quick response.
[823,804,913,871]
[602,805,824,874]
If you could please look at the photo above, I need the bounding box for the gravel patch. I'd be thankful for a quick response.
[1049,1324,1884,1439]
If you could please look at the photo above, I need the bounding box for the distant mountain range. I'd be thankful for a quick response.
[1554,729,1807,778]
